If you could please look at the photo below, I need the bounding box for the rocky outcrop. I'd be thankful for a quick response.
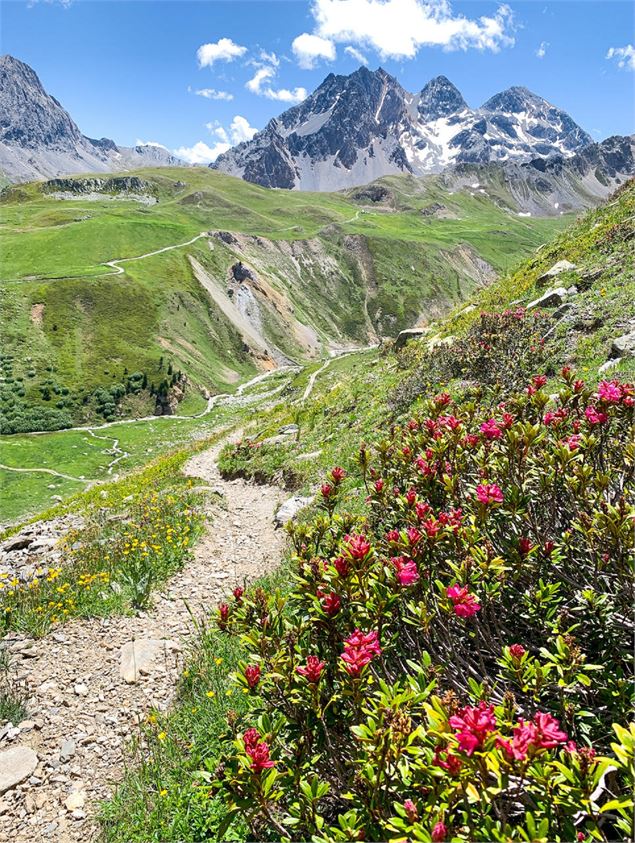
[395,328,428,350]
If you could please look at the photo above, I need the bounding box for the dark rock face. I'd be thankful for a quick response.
[232,262,254,282]
[214,67,596,191]
[0,54,183,182]
[418,76,467,121]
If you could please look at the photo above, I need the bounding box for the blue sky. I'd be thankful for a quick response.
[3,0,634,162]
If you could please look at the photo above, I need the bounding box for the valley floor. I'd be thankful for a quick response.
[0,434,286,842]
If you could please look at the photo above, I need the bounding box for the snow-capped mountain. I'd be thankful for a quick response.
[0,55,182,183]
[213,67,594,191]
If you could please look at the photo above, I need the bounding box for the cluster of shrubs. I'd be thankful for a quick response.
[208,370,634,841]
[391,308,550,412]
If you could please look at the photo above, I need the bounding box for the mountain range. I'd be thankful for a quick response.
[2,55,633,200]
[0,54,181,183]
[213,66,599,190]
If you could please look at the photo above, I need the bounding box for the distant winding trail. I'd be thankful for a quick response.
[102,230,210,276]
[0,464,86,483]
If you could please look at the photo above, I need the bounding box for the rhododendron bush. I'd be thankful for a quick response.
[206,372,634,842]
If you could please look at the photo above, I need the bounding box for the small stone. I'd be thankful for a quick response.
[527,287,568,310]
[274,495,313,527]
[64,789,86,811]
[0,746,38,793]
[536,260,577,286]
[17,721,35,732]
[73,683,88,697]
[60,739,76,761]
[119,639,179,684]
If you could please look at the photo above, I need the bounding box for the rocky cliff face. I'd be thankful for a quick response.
[213,66,595,191]
[0,54,182,182]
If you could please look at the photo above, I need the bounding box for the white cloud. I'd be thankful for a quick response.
[246,65,307,104]
[606,44,635,71]
[310,0,515,59]
[292,32,336,68]
[173,140,231,164]
[229,115,258,143]
[345,45,369,65]
[194,87,234,101]
[535,40,548,59]
[196,37,247,68]
[205,115,259,147]
[246,66,276,94]
[135,139,169,149]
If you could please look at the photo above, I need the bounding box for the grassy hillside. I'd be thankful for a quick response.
[0,166,571,432]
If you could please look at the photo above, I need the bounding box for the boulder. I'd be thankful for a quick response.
[274,496,313,527]
[394,328,427,350]
[427,335,456,351]
[610,330,635,359]
[536,260,577,286]
[119,638,180,684]
[278,424,299,435]
[0,746,38,793]
[527,287,569,310]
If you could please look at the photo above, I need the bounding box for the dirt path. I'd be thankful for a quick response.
[0,436,287,843]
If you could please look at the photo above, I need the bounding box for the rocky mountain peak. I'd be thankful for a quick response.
[0,54,182,182]
[418,75,468,121]
[482,85,551,114]
[0,53,83,149]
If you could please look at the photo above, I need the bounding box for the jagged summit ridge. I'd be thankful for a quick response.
[214,67,594,190]
[0,54,182,182]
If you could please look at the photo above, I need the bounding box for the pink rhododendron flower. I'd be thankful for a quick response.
[406,487,417,506]
[519,537,534,556]
[449,701,497,755]
[341,629,381,676]
[392,557,419,586]
[500,412,515,429]
[330,466,346,483]
[532,712,568,748]
[434,747,463,775]
[597,380,623,403]
[245,664,261,689]
[333,556,349,577]
[434,392,451,407]
[432,821,448,841]
[233,586,244,602]
[585,406,608,426]
[296,655,325,683]
[407,526,422,547]
[403,799,418,823]
[415,501,432,520]
[509,644,526,661]
[566,434,582,451]
[322,591,341,617]
[532,374,548,388]
[439,414,462,431]
[321,483,333,498]
[498,712,568,761]
[476,483,503,505]
[218,602,229,629]
[447,584,481,618]
[480,418,503,440]
[385,529,400,543]
[346,534,371,560]
[374,478,384,493]
[243,728,275,772]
